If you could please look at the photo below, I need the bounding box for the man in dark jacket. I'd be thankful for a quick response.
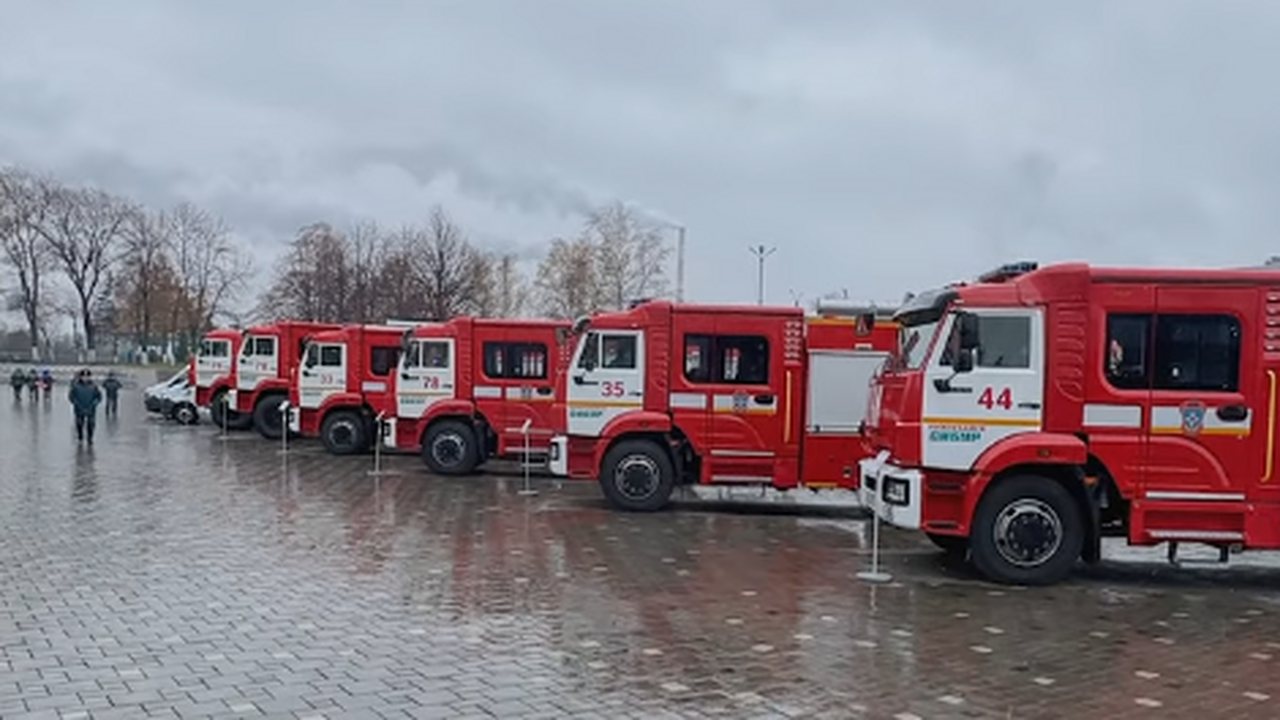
[102,371,122,418]
[68,369,103,444]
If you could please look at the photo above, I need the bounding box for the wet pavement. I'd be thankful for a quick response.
[3,392,1280,719]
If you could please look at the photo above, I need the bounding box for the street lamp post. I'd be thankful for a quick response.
[749,244,776,305]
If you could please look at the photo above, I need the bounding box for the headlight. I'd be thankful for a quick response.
[549,443,560,461]
[882,477,910,506]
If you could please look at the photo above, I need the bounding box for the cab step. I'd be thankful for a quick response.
[1163,538,1243,567]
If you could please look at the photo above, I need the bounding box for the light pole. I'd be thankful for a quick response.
[749,244,776,305]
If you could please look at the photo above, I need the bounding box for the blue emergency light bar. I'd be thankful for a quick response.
[977,261,1038,284]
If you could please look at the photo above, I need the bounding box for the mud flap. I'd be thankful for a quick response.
[1078,467,1103,564]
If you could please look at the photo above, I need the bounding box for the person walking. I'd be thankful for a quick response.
[67,369,102,445]
[102,371,122,418]
[9,368,26,401]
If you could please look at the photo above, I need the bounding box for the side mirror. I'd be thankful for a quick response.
[953,348,975,374]
[956,312,980,350]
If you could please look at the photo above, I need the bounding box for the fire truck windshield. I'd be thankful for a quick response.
[898,320,940,370]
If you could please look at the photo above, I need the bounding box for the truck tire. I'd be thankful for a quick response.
[599,439,676,512]
[212,390,251,430]
[970,474,1083,586]
[321,410,368,456]
[253,394,287,440]
[926,532,969,558]
[173,402,199,426]
[422,419,479,475]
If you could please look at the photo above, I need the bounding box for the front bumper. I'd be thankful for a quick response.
[548,435,568,477]
[858,451,924,530]
[144,395,164,413]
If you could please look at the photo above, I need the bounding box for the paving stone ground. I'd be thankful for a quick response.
[3,392,1280,719]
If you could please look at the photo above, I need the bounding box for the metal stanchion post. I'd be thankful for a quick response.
[279,400,290,456]
[857,482,893,583]
[372,411,385,476]
[517,418,537,496]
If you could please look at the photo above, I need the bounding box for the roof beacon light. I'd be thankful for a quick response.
[977,261,1039,284]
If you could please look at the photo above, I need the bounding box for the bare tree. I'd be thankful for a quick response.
[118,206,170,349]
[586,201,672,310]
[0,167,57,359]
[344,220,383,324]
[535,236,601,319]
[408,206,482,321]
[166,202,252,343]
[41,186,130,359]
[259,222,350,322]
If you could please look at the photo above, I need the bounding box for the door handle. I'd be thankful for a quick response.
[1018,402,1041,410]
[933,378,973,393]
[536,386,553,396]
[754,393,775,405]
[573,375,598,386]
[401,372,412,380]
[1217,404,1248,422]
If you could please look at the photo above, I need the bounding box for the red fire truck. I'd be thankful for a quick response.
[228,320,341,440]
[861,260,1280,585]
[382,317,573,474]
[546,299,898,511]
[192,327,250,430]
[285,324,407,454]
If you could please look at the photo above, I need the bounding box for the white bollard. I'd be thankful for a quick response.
[517,418,537,496]
[278,399,291,455]
[857,483,893,584]
[369,411,387,476]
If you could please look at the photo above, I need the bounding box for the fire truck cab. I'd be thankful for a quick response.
[192,328,249,430]
[230,320,340,440]
[286,324,406,455]
[382,317,573,475]
[547,299,897,511]
[862,261,1280,585]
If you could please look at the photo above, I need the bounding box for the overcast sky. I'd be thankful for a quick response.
[3,0,1280,310]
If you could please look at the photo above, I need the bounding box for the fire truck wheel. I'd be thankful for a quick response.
[925,532,968,557]
[600,439,675,512]
[423,420,479,475]
[970,475,1083,586]
[252,395,286,440]
[321,410,367,456]
[212,391,251,430]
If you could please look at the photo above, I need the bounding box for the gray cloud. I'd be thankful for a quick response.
[3,0,1280,309]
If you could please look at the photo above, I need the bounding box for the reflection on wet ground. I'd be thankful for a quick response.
[3,396,1280,718]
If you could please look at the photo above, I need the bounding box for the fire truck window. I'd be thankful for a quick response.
[974,316,1031,369]
[683,335,713,382]
[601,335,636,369]
[483,342,549,379]
[1105,313,1150,390]
[319,345,343,367]
[578,333,600,370]
[201,340,229,358]
[717,335,770,384]
[402,342,421,368]
[253,337,275,356]
[1153,314,1240,392]
[369,347,400,377]
[422,342,450,368]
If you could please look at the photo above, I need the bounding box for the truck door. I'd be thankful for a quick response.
[483,333,555,445]
[566,330,644,437]
[670,314,718,469]
[397,338,456,418]
[701,317,785,483]
[298,342,346,410]
[238,335,278,391]
[1146,287,1258,496]
[921,308,1045,470]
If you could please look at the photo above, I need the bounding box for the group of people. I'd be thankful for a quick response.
[9,367,54,401]
[8,367,122,444]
